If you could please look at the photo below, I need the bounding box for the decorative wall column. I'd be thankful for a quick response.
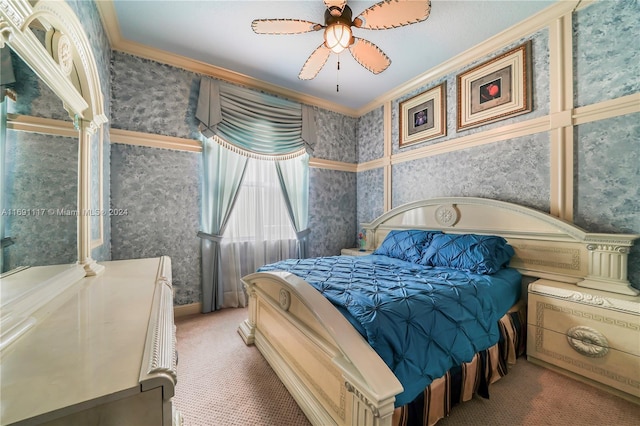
[383,101,392,212]
[548,12,575,221]
[580,236,640,296]
[238,283,257,345]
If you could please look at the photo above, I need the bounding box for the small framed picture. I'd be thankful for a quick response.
[456,41,532,131]
[399,82,446,147]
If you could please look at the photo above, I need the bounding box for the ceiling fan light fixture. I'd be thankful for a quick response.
[324,23,352,54]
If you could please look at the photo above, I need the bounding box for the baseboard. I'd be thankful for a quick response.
[173,302,201,318]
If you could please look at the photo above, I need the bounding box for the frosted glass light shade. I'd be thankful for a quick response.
[324,23,352,54]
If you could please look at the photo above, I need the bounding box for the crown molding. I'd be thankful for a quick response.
[94,0,122,48]
[95,1,596,119]
[95,0,358,118]
[355,0,586,116]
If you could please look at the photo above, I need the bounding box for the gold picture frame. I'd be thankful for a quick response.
[399,82,446,147]
[456,41,532,131]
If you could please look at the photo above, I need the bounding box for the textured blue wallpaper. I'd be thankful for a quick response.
[110,144,202,305]
[392,133,550,211]
[4,51,76,272]
[8,49,71,121]
[357,168,384,229]
[313,107,358,163]
[574,113,640,288]
[3,132,77,270]
[308,168,357,257]
[110,52,201,140]
[573,0,640,107]
[357,106,384,163]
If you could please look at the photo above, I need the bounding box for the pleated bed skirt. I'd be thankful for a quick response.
[392,300,527,426]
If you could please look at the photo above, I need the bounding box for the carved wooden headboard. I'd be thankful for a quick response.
[362,197,639,296]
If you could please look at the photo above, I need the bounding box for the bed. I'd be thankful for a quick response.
[237,197,638,426]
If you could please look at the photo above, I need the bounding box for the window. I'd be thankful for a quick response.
[222,158,296,241]
[219,157,297,308]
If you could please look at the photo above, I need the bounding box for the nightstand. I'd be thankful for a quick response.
[340,248,373,256]
[527,279,640,403]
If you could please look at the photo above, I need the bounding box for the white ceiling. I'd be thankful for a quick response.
[111,0,558,111]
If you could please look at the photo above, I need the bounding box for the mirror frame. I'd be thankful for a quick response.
[1,0,108,276]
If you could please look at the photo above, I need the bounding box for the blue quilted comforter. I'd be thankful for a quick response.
[257,255,521,406]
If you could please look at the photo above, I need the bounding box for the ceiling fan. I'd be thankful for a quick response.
[252,0,431,80]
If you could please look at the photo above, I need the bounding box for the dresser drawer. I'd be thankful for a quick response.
[527,281,640,400]
[527,324,640,397]
[528,293,640,357]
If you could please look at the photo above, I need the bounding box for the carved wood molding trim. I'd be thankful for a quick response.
[258,301,347,420]
[140,257,177,399]
[344,381,380,417]
[566,326,609,358]
[534,302,639,389]
[146,280,177,378]
[529,284,640,315]
[363,197,639,294]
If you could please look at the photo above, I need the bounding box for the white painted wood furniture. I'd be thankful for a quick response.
[238,197,639,426]
[0,256,181,426]
[340,248,374,256]
[1,5,182,425]
[527,279,640,404]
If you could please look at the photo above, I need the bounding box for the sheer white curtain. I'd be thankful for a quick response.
[220,158,298,308]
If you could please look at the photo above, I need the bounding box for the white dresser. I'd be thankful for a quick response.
[527,279,640,404]
[0,256,181,425]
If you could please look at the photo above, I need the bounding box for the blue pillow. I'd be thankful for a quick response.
[419,233,515,274]
[373,229,442,263]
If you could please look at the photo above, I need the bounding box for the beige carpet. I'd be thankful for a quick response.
[173,307,640,426]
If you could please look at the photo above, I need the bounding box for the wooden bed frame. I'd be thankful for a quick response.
[237,197,638,426]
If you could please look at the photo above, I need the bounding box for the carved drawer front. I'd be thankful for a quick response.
[528,293,640,357]
[527,293,640,397]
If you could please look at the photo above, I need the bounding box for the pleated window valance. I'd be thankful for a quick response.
[196,78,316,160]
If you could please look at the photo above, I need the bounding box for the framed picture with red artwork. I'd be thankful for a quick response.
[456,41,532,131]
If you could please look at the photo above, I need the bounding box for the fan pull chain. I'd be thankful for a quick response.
[336,55,340,92]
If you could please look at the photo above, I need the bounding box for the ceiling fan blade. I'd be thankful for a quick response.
[349,38,391,74]
[299,44,332,80]
[252,19,323,35]
[354,0,431,30]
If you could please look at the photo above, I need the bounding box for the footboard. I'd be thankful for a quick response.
[238,271,403,426]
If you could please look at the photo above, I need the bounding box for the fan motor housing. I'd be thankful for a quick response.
[324,5,353,27]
